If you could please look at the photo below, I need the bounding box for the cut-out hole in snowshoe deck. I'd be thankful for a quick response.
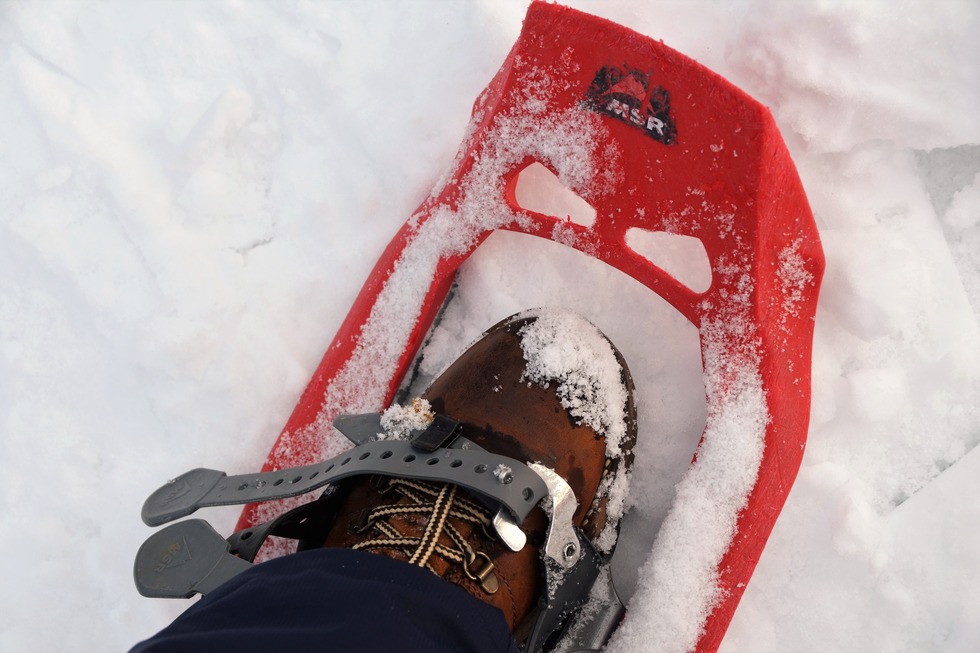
[510,161,712,297]
[512,161,597,228]
[625,228,712,294]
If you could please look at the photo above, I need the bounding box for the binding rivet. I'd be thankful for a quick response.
[563,542,578,561]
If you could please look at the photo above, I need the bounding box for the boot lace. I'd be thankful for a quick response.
[352,477,500,593]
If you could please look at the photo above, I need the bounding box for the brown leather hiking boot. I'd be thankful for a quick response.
[322,310,637,639]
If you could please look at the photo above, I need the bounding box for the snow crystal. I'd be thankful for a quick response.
[378,397,435,441]
[613,317,767,653]
[776,237,816,328]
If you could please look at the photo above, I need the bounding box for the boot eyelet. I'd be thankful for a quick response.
[463,551,499,594]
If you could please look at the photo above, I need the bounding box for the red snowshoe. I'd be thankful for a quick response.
[134,3,824,652]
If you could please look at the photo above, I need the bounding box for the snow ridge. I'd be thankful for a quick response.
[609,270,769,653]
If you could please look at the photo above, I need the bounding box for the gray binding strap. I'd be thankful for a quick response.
[142,440,547,528]
[134,519,253,598]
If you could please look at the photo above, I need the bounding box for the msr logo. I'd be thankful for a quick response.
[154,536,193,573]
[159,478,193,505]
[583,65,677,145]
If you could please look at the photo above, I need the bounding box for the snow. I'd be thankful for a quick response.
[518,310,630,455]
[2,1,979,652]
[379,397,434,441]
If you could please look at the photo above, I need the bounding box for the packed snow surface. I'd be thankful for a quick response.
[2,2,979,652]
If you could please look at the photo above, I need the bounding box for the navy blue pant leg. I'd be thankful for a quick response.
[131,548,518,653]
